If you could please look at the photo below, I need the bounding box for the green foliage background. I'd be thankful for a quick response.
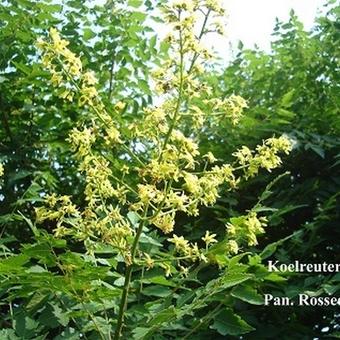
[0,0,339,339]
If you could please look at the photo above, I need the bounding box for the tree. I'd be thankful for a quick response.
[0,1,339,339]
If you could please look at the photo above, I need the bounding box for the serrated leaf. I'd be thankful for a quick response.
[0,329,20,339]
[277,108,295,118]
[130,11,147,21]
[147,306,176,326]
[0,254,30,273]
[127,211,140,226]
[139,233,162,247]
[323,283,340,295]
[231,285,264,305]
[138,79,151,94]
[132,327,150,339]
[114,277,125,287]
[15,314,40,338]
[221,272,252,289]
[211,309,255,336]
[52,303,69,327]
[265,273,287,282]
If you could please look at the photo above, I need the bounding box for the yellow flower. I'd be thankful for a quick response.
[68,127,96,157]
[183,172,199,194]
[82,71,98,86]
[179,265,189,277]
[172,0,194,11]
[105,125,122,145]
[152,213,175,234]
[121,165,130,175]
[202,230,218,246]
[144,253,154,269]
[114,101,126,111]
[227,240,239,254]
[160,262,172,277]
[51,72,63,87]
[0,163,4,177]
[45,193,58,208]
[226,223,236,235]
[204,152,217,163]
[168,234,191,254]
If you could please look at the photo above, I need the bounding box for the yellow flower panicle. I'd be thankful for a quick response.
[226,211,269,250]
[35,0,292,273]
[233,135,293,178]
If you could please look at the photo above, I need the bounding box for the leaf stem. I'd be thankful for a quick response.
[113,206,149,339]
[182,302,222,339]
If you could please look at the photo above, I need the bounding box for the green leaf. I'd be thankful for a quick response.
[138,79,151,95]
[38,305,60,328]
[37,3,62,12]
[144,275,176,287]
[147,306,176,326]
[26,292,49,313]
[280,89,295,108]
[264,273,287,282]
[211,309,255,336]
[54,327,80,340]
[114,277,125,287]
[231,285,264,305]
[14,313,40,338]
[142,285,171,297]
[260,243,278,260]
[323,283,340,295]
[127,211,140,226]
[52,303,70,327]
[130,11,147,21]
[221,272,253,289]
[11,61,31,75]
[132,327,150,339]
[0,254,30,273]
[83,28,96,41]
[0,329,20,340]
[228,252,252,268]
[139,233,162,247]
[128,0,143,8]
[305,143,325,158]
[277,108,295,118]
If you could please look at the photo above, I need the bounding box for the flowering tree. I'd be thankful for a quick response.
[0,1,300,339]
[33,1,292,338]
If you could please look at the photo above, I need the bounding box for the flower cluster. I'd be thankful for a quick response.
[37,28,122,147]
[37,28,81,102]
[204,95,249,125]
[35,0,292,277]
[38,27,97,106]
[168,234,207,262]
[226,211,268,251]
[233,135,293,178]
[0,163,4,177]
[153,0,228,98]
[35,193,133,258]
